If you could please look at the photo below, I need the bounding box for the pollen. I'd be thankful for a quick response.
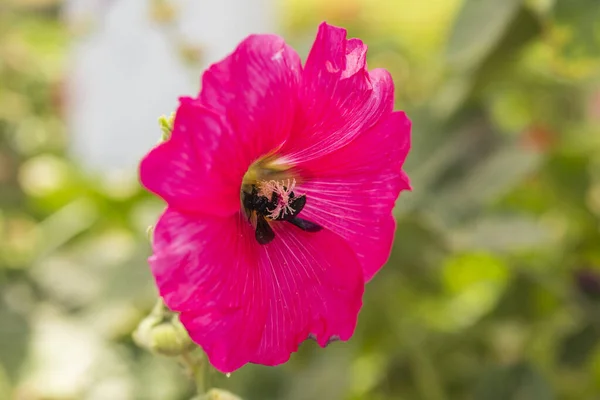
[242,175,320,245]
[258,179,297,219]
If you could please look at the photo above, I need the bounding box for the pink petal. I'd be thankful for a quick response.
[251,222,364,365]
[294,111,412,281]
[278,22,395,163]
[150,208,266,373]
[150,208,364,372]
[141,35,303,217]
[139,99,243,216]
[199,34,302,161]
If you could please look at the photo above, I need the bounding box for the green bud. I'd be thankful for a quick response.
[148,321,194,356]
[146,225,154,242]
[198,389,242,400]
[132,312,161,349]
[133,300,195,357]
[158,112,175,142]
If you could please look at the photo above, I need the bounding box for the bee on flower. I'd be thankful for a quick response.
[140,22,411,373]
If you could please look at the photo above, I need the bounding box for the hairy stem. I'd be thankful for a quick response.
[181,350,206,396]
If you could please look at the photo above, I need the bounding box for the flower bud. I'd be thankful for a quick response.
[133,301,194,356]
[158,112,175,142]
[197,388,242,400]
[149,320,194,356]
[146,225,154,242]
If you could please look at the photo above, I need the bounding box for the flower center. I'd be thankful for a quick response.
[241,160,321,245]
[260,179,297,218]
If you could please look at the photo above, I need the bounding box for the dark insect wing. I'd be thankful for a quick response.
[244,184,319,243]
[255,214,275,244]
[288,195,306,218]
[275,194,307,221]
[288,217,322,232]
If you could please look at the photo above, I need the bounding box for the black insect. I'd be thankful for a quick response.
[242,185,321,245]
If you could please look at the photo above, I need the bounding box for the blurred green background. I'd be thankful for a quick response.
[2,0,600,399]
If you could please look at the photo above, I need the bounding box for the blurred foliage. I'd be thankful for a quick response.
[1,0,600,399]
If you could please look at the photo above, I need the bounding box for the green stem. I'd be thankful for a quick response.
[181,351,206,396]
[408,340,447,400]
[150,298,166,317]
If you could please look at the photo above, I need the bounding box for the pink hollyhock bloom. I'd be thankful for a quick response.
[139,22,411,373]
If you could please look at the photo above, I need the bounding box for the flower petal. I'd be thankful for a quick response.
[199,34,302,161]
[150,208,266,373]
[150,208,364,372]
[251,221,364,365]
[278,22,395,163]
[294,111,412,281]
[139,100,244,216]
[141,34,303,217]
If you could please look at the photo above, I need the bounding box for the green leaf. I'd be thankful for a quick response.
[443,252,510,294]
[558,324,600,368]
[429,144,542,224]
[451,215,555,253]
[446,0,523,69]
[0,298,30,383]
[554,0,600,58]
[0,364,10,400]
[395,123,480,216]
[474,363,554,400]
[413,252,510,332]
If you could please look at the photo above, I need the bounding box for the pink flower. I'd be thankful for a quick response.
[139,22,411,373]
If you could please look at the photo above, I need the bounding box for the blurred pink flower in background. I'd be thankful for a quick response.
[139,22,411,373]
